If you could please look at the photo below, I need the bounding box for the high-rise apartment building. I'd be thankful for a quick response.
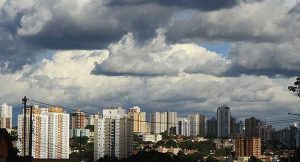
[217,105,231,138]
[230,117,236,138]
[167,112,177,134]
[70,109,85,129]
[48,107,70,159]
[235,121,245,137]
[188,113,205,137]
[245,117,267,143]
[235,137,245,157]
[94,107,133,160]
[235,137,261,158]
[207,117,217,138]
[150,112,177,134]
[85,114,99,126]
[17,106,69,159]
[151,112,167,134]
[177,118,189,136]
[128,106,147,133]
[18,106,48,158]
[0,103,12,131]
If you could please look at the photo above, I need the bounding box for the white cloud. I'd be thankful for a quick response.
[92,31,231,76]
[0,49,296,126]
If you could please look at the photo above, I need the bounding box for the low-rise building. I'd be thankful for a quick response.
[142,134,162,143]
[156,146,181,155]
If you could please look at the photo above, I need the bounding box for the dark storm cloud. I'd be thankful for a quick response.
[0,0,298,77]
[15,1,175,50]
[108,0,264,11]
[223,40,300,77]
[0,27,40,73]
[108,0,239,11]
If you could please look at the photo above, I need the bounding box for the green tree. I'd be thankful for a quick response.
[85,125,94,132]
[165,139,177,148]
[248,156,262,162]
[205,156,219,162]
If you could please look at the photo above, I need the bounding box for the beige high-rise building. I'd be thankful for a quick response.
[245,137,261,158]
[150,112,177,134]
[18,106,48,158]
[150,112,168,134]
[70,109,86,129]
[48,107,70,159]
[235,137,261,158]
[0,103,12,132]
[128,106,147,133]
[235,137,245,157]
[18,106,69,159]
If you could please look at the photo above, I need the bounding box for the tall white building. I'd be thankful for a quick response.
[167,112,177,134]
[94,107,133,161]
[188,113,205,137]
[48,107,69,159]
[177,118,190,136]
[17,106,69,159]
[0,103,12,131]
[150,112,167,134]
[85,114,99,126]
[150,112,177,134]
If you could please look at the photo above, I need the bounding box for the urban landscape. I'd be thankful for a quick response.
[2,0,300,162]
[1,95,300,161]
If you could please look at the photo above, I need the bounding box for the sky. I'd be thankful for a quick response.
[1,0,300,128]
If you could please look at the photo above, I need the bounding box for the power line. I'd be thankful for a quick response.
[26,98,300,128]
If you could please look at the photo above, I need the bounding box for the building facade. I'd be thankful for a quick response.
[94,107,133,161]
[235,137,261,158]
[207,117,217,138]
[150,112,177,134]
[70,109,86,129]
[217,105,231,138]
[48,107,70,159]
[188,113,205,137]
[128,106,147,133]
[17,106,69,159]
[177,118,190,136]
[0,103,12,131]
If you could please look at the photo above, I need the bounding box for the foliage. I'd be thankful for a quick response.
[69,136,93,162]
[133,134,143,143]
[248,156,262,162]
[165,139,177,148]
[70,136,89,150]
[160,132,171,140]
[178,140,215,156]
[214,147,232,156]
[205,156,219,162]
[9,131,18,141]
[85,125,94,132]
[96,151,209,162]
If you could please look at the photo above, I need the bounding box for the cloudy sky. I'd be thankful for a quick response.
[1,0,300,127]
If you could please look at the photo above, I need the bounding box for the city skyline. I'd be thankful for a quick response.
[1,0,300,130]
[4,101,300,129]
[11,103,300,160]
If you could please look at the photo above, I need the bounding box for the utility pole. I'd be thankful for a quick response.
[22,96,27,157]
[79,111,82,161]
[29,105,33,159]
